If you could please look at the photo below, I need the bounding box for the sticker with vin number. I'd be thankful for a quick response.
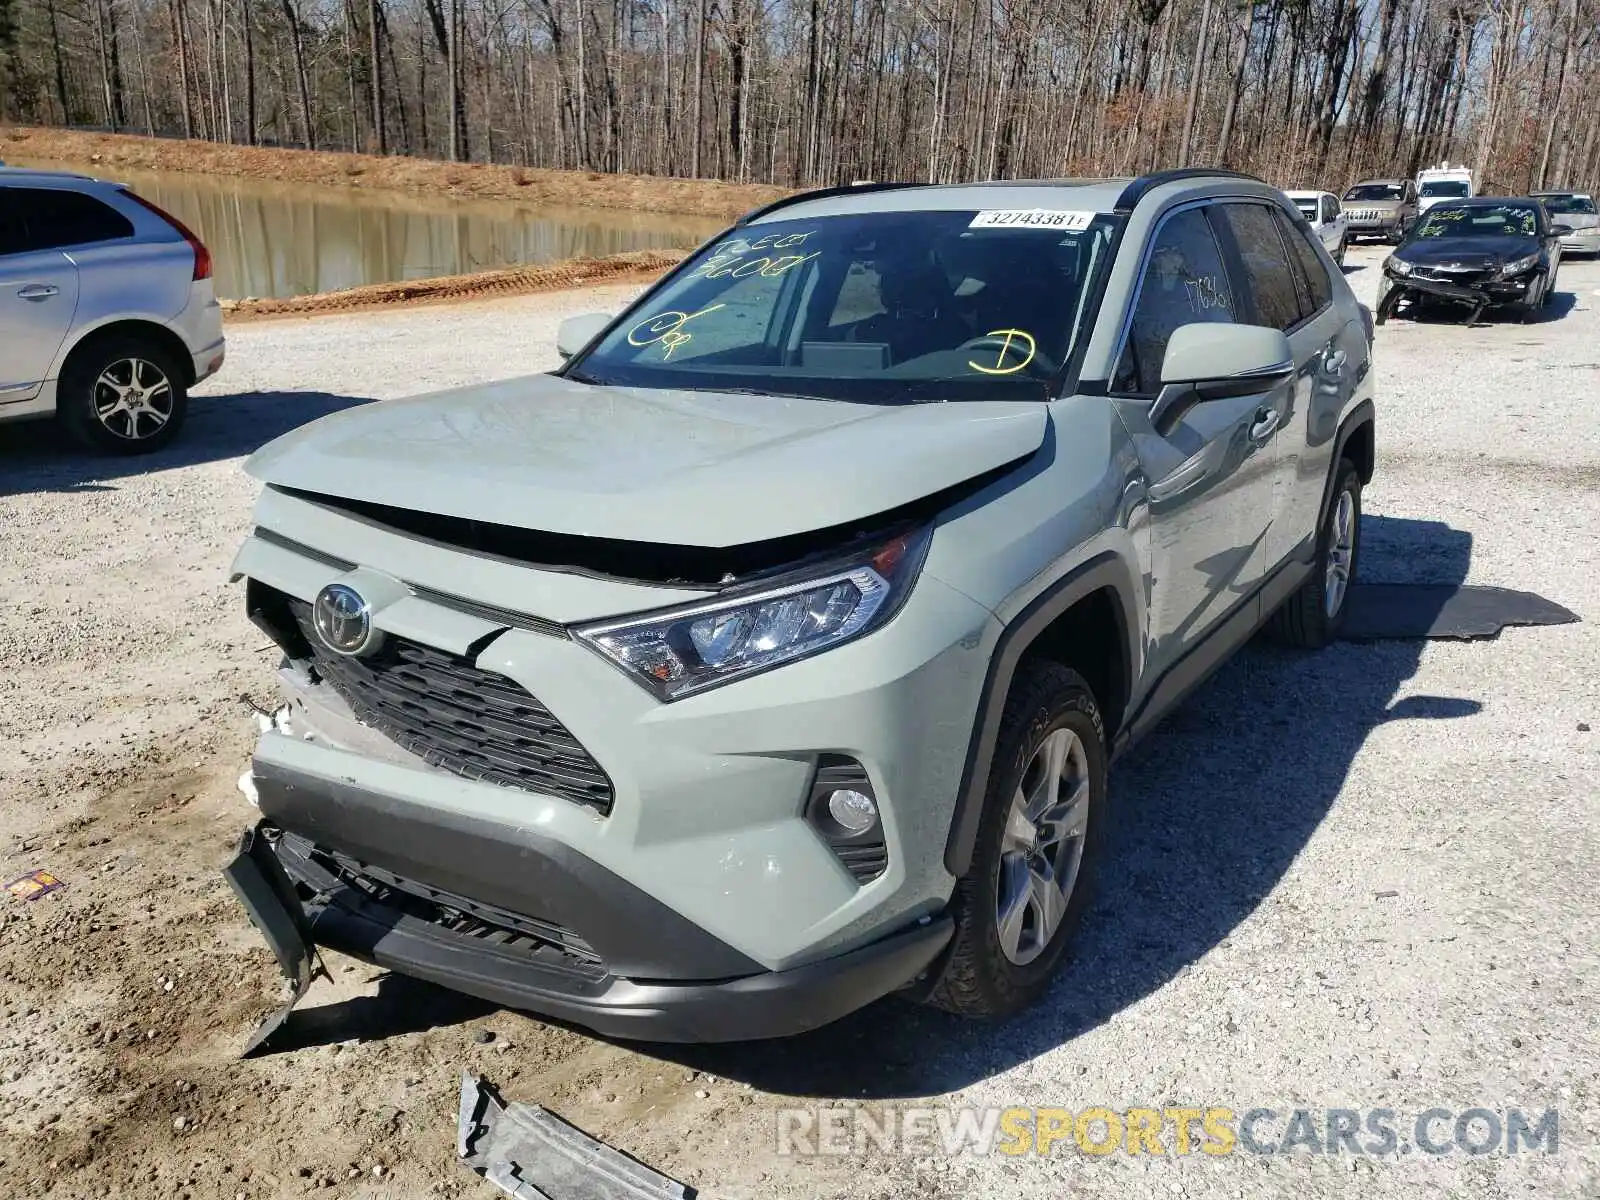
[968,210,1096,230]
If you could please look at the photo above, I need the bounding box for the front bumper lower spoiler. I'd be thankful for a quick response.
[223,817,953,1048]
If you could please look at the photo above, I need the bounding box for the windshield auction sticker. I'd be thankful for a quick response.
[969,210,1096,230]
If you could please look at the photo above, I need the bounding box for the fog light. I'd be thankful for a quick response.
[827,788,878,834]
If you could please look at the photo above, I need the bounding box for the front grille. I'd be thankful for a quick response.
[1414,266,1492,285]
[285,595,614,814]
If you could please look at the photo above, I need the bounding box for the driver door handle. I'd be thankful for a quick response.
[16,283,60,300]
[1249,408,1281,443]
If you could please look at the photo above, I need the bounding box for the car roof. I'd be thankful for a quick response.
[1283,190,1328,200]
[1349,178,1405,186]
[0,165,105,187]
[741,172,1282,225]
[1531,189,1589,197]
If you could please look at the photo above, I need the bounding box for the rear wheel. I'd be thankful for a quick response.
[1269,458,1361,649]
[58,333,188,455]
[927,661,1106,1018]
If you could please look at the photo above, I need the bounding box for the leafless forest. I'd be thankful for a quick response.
[1,0,1596,194]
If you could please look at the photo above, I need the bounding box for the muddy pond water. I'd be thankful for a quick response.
[14,158,722,301]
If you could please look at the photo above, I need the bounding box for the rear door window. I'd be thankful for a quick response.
[5,188,135,254]
[1112,206,1238,395]
[1213,203,1303,332]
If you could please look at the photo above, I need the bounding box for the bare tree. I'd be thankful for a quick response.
[4,0,1599,193]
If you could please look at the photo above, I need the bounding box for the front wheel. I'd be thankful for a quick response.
[1269,458,1362,649]
[1334,237,1348,267]
[1518,274,1548,323]
[926,661,1107,1018]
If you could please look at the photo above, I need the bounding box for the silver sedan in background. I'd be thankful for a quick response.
[0,166,225,454]
[1531,190,1600,257]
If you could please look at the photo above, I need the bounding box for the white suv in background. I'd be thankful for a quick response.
[0,167,225,454]
[1284,190,1349,266]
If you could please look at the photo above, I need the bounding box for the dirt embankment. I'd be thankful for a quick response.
[0,126,792,220]
[220,250,688,322]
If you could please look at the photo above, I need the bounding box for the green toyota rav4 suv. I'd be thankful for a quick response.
[226,169,1375,1044]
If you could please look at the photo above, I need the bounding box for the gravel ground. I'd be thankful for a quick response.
[1,246,1597,1200]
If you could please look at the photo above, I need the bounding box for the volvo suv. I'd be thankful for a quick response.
[0,166,224,454]
[224,169,1375,1044]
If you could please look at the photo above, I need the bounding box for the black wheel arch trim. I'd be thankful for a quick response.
[943,551,1139,877]
[1316,400,1375,537]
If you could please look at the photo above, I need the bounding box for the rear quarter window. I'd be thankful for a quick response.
[2,187,135,254]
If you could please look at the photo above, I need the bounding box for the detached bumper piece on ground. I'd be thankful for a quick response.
[458,1073,691,1200]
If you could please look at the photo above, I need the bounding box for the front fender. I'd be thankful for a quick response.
[942,549,1142,876]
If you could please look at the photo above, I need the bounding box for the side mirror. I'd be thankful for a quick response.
[556,312,614,360]
[1151,324,1295,432]
[1551,223,1573,238]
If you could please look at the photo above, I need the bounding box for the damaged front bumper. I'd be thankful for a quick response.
[222,753,953,1046]
[1377,269,1536,321]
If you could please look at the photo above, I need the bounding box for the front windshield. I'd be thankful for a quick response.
[1536,194,1596,215]
[1346,183,1402,201]
[568,209,1120,403]
[1413,205,1537,239]
[1420,180,1470,198]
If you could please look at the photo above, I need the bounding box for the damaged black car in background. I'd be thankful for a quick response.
[1376,198,1569,326]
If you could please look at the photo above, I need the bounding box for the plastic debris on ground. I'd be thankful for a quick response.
[458,1073,692,1200]
[5,869,66,901]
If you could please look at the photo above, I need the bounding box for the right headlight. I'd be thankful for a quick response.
[574,526,932,701]
[1499,253,1540,278]
[1384,256,1413,277]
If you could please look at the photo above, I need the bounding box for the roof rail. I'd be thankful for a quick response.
[737,181,926,225]
[1114,168,1268,214]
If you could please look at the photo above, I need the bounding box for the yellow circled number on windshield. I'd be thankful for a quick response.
[626,302,727,360]
[967,328,1038,375]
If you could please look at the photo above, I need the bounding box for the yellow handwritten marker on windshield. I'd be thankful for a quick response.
[967,328,1037,375]
[627,302,727,360]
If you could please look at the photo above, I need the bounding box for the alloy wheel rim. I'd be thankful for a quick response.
[1324,487,1356,618]
[93,358,173,441]
[995,727,1091,966]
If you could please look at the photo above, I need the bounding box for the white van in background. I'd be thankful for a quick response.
[1416,163,1474,213]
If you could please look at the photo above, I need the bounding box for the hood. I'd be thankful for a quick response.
[1395,234,1538,269]
[246,374,1050,548]
[1347,198,1404,213]
[1554,212,1598,231]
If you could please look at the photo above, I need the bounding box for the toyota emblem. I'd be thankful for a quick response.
[312,583,383,657]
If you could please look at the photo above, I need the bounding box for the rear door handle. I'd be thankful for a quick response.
[1249,408,1281,443]
[16,284,60,300]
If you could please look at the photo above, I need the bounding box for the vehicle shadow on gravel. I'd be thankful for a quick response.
[623,513,1478,1098]
[0,390,371,497]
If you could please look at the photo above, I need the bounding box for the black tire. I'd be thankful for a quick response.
[1269,457,1362,649]
[58,332,189,455]
[1517,275,1546,323]
[1334,237,1347,267]
[926,661,1107,1019]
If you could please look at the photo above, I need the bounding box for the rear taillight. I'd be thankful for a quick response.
[123,189,212,281]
